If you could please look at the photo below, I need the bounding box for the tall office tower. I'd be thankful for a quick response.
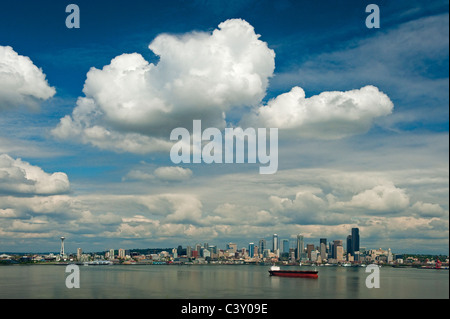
[306,244,315,260]
[109,249,115,260]
[60,237,65,256]
[336,245,344,262]
[204,243,209,251]
[347,235,353,256]
[282,239,289,254]
[296,234,304,260]
[118,248,125,259]
[351,228,360,255]
[248,243,255,258]
[320,242,327,261]
[77,248,82,260]
[273,234,279,252]
[333,240,343,261]
[186,246,192,258]
[320,238,327,252]
[259,239,266,254]
[329,242,334,259]
[195,244,202,256]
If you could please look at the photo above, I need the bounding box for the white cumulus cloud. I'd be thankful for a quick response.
[0,154,70,195]
[0,46,55,110]
[245,85,393,139]
[153,166,193,181]
[52,19,275,153]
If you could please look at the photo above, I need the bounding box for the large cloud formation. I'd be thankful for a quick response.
[53,19,394,153]
[0,46,55,110]
[246,85,393,139]
[52,19,276,152]
[0,154,70,196]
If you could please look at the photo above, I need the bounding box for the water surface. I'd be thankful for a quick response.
[0,264,447,299]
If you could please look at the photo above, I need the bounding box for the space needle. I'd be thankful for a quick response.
[60,237,65,257]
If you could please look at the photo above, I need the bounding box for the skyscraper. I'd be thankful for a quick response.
[273,234,279,252]
[347,227,360,257]
[333,240,343,261]
[186,246,192,258]
[320,242,327,261]
[282,239,289,254]
[352,228,360,254]
[347,235,353,256]
[259,239,266,254]
[248,242,255,258]
[296,234,304,260]
[320,238,327,251]
[306,244,315,260]
[329,242,334,259]
[195,244,202,256]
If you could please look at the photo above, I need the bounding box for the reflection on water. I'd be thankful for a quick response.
[0,264,448,299]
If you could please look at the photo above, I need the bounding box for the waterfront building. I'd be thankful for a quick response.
[289,249,296,262]
[311,250,318,262]
[306,244,315,260]
[195,244,202,256]
[172,248,178,259]
[352,227,360,256]
[320,242,327,261]
[320,238,327,254]
[347,235,353,256]
[387,248,393,263]
[333,240,344,262]
[347,228,360,257]
[296,234,304,260]
[259,239,266,255]
[227,243,237,253]
[273,234,279,253]
[186,246,192,258]
[248,243,255,258]
[282,239,289,254]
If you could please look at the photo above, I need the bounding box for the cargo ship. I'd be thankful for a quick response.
[268,265,318,278]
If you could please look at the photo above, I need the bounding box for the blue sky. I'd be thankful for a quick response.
[0,0,448,254]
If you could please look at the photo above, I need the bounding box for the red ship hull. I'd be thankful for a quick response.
[269,270,318,278]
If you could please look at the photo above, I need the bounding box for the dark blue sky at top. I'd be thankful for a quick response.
[1,0,447,98]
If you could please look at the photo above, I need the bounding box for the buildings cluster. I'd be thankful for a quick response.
[62,228,409,265]
[1,228,448,267]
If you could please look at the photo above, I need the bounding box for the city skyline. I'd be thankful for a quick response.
[2,227,443,257]
[0,1,448,255]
